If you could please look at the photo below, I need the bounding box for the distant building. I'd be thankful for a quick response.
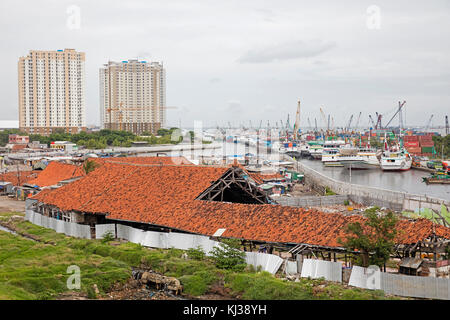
[18,49,86,135]
[99,59,166,135]
[8,134,29,144]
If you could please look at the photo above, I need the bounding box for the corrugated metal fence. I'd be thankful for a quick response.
[349,265,450,300]
[276,195,349,207]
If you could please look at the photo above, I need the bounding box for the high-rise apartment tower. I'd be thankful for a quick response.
[18,49,86,135]
[99,59,166,135]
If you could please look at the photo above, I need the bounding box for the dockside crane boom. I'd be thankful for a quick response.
[346,114,354,132]
[354,112,362,131]
[384,101,406,129]
[369,115,376,128]
[319,107,327,131]
[425,114,434,131]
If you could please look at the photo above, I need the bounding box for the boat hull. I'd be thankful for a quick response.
[340,160,379,170]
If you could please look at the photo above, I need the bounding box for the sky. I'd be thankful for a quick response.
[1,0,449,129]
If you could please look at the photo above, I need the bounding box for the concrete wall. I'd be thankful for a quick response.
[275,195,349,207]
[284,155,450,212]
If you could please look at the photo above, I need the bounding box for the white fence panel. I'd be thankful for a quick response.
[300,259,342,282]
[245,251,283,274]
[25,210,91,239]
[95,224,116,239]
[117,224,132,240]
[142,231,162,248]
[285,259,298,275]
[348,266,382,290]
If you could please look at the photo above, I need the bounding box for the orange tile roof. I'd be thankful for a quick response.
[31,160,450,247]
[27,161,85,187]
[0,170,40,186]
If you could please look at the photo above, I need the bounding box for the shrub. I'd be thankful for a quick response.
[187,246,206,260]
[210,239,246,271]
[101,231,115,243]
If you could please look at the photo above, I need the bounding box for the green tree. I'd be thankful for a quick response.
[82,159,100,174]
[210,239,246,271]
[338,207,398,268]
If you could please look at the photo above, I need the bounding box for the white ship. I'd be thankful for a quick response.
[338,147,381,169]
[309,145,323,159]
[321,140,346,167]
[380,149,412,171]
[379,132,412,171]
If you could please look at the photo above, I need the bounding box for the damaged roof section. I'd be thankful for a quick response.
[27,161,85,188]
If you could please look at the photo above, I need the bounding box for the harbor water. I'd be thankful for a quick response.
[154,141,449,200]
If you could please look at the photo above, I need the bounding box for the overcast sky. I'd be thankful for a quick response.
[1,0,449,129]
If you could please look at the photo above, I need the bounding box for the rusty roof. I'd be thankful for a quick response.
[0,170,40,186]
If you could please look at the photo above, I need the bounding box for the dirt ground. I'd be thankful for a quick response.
[289,183,320,196]
[0,196,25,213]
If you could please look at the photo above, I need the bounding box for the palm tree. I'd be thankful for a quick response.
[82,160,99,174]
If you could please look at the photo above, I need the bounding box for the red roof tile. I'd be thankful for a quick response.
[0,170,40,186]
[27,161,85,187]
[32,160,450,247]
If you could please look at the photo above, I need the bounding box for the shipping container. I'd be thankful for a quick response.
[421,146,434,153]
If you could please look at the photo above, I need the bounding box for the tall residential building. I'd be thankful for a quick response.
[99,59,166,135]
[18,49,86,135]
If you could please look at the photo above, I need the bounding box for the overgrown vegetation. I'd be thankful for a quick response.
[324,187,337,196]
[338,207,398,268]
[210,239,246,272]
[0,212,394,300]
[432,135,450,158]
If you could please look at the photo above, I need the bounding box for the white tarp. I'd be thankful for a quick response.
[300,259,342,282]
[25,210,91,239]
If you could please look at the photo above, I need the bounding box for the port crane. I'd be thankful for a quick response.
[446,115,449,135]
[354,112,362,131]
[384,101,406,129]
[368,115,376,128]
[293,100,301,140]
[319,107,327,131]
[425,114,434,131]
[345,114,354,133]
[375,112,382,129]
